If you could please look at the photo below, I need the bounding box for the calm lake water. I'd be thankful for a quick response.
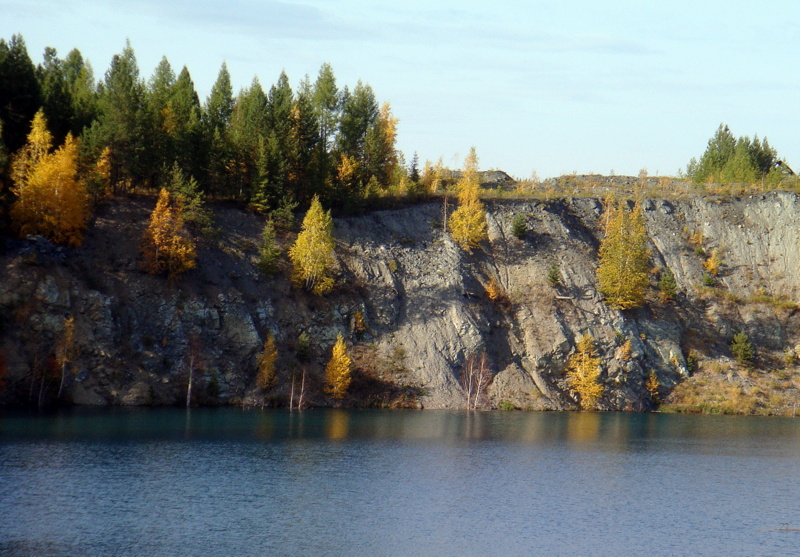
[1,409,799,556]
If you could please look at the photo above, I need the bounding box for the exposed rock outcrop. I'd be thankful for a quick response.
[2,190,800,411]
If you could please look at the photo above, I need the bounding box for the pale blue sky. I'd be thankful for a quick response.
[3,0,799,178]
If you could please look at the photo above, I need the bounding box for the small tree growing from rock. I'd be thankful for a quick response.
[289,195,335,295]
[566,335,604,410]
[257,333,278,391]
[449,147,487,252]
[731,331,753,366]
[325,333,352,399]
[597,199,650,310]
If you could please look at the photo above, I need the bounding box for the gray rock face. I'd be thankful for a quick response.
[2,191,800,410]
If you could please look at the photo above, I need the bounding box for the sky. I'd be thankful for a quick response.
[3,0,800,179]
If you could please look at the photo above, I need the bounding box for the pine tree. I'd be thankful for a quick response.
[566,335,604,410]
[363,102,398,188]
[257,334,278,390]
[324,333,352,399]
[0,35,42,153]
[141,188,197,279]
[288,195,335,295]
[597,199,650,310]
[449,147,487,252]
[96,40,151,187]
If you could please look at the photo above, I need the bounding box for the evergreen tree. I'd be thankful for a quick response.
[204,62,234,132]
[37,47,73,144]
[229,78,269,199]
[363,101,398,188]
[164,162,212,235]
[597,199,650,310]
[287,79,321,203]
[96,40,151,188]
[337,81,377,155]
[168,66,204,178]
[324,333,352,399]
[204,63,235,198]
[288,195,335,295]
[257,219,281,275]
[0,35,42,153]
[687,123,786,185]
[62,49,98,136]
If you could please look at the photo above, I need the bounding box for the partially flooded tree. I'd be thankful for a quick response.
[55,315,77,399]
[461,351,492,410]
[185,334,201,408]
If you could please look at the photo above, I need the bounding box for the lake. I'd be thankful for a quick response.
[1,409,799,556]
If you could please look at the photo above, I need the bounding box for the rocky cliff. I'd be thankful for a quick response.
[2,190,800,412]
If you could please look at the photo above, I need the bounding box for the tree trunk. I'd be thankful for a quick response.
[186,354,194,408]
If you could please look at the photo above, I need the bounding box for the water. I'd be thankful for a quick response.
[1,409,799,556]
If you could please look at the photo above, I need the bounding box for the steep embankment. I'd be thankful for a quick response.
[2,191,800,413]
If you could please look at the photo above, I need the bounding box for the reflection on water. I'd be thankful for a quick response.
[2,409,800,556]
[3,407,800,451]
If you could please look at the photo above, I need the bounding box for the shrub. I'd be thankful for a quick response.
[547,262,561,288]
[701,273,716,287]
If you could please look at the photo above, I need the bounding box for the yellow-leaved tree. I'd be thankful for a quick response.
[256,333,278,391]
[566,335,604,410]
[289,195,335,295]
[324,333,352,399]
[449,147,487,252]
[597,199,650,310]
[10,110,89,246]
[141,188,197,279]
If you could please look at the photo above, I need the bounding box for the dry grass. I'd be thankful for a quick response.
[662,360,800,416]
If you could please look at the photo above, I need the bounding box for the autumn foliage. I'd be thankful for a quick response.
[597,199,650,310]
[324,333,352,399]
[449,147,487,252]
[256,334,278,390]
[10,110,89,246]
[566,335,604,410]
[141,188,197,279]
[289,195,335,295]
